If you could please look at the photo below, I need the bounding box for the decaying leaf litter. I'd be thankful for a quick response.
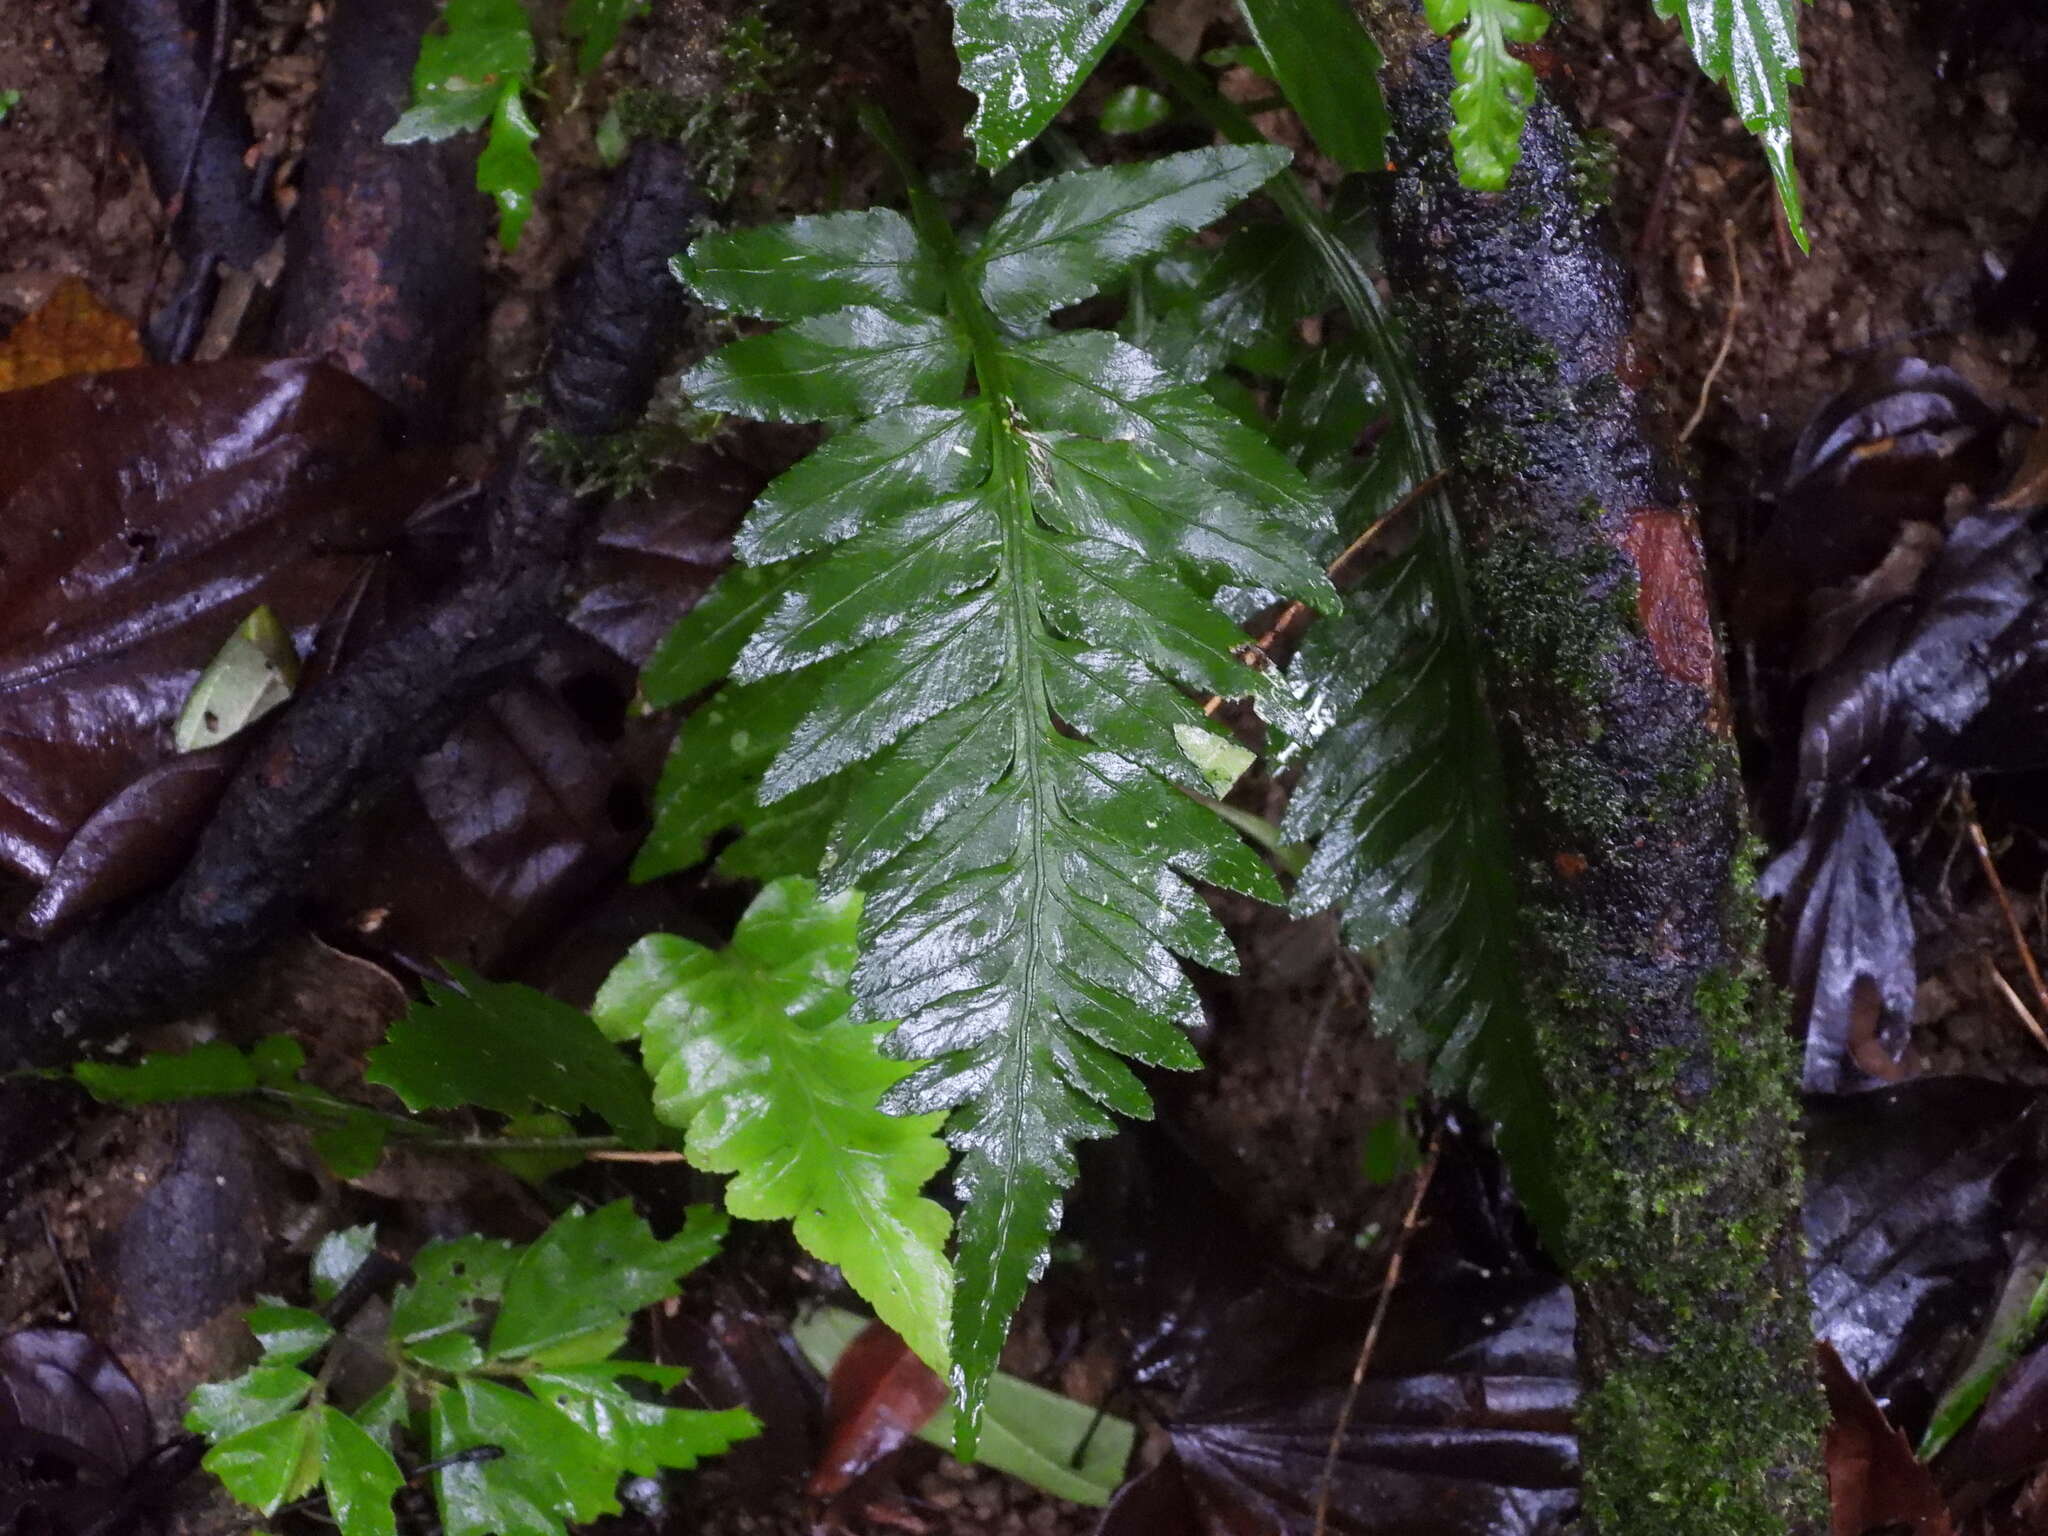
[0,0,2046,1532]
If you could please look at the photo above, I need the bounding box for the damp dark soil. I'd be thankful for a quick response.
[1,0,2046,1532]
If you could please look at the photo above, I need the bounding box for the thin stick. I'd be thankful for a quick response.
[1313,1126,1442,1536]
[1984,959,2048,1060]
[143,0,231,324]
[1680,221,1742,444]
[1199,470,1445,717]
[584,1149,688,1164]
[1966,813,2048,1035]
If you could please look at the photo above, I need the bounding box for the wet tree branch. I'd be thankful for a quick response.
[1361,14,1826,1532]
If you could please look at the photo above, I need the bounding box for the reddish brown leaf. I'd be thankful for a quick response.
[1821,1341,1955,1536]
[808,1322,947,1502]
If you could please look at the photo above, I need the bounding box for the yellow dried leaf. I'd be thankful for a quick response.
[0,277,146,392]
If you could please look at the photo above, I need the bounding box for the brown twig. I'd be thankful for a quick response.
[1680,221,1742,444]
[1312,1124,1442,1536]
[1966,810,2048,1039]
[1199,470,1445,717]
[1983,958,2048,1060]
[1633,77,1697,267]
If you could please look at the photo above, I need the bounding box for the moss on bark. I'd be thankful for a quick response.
[1373,36,1826,1536]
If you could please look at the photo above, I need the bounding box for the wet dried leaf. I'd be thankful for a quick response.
[1821,1342,1955,1536]
[807,1322,948,1502]
[0,278,144,392]
[0,359,402,923]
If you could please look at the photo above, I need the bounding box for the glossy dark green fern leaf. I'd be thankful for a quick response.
[654,145,1330,1444]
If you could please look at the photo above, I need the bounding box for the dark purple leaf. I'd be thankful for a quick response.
[1806,1079,2045,1434]
[0,1331,150,1479]
[0,360,408,921]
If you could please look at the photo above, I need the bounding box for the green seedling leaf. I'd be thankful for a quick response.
[431,1379,618,1536]
[311,1226,378,1306]
[1098,84,1170,135]
[390,1234,519,1373]
[667,145,1331,1446]
[491,1111,586,1185]
[366,969,660,1148]
[531,1368,759,1474]
[71,1040,260,1104]
[1235,0,1388,171]
[950,0,1148,166]
[565,0,647,75]
[0,90,20,123]
[319,1408,404,1536]
[247,1305,333,1366]
[204,1408,325,1514]
[795,1307,1133,1505]
[593,879,954,1375]
[1653,0,1808,249]
[1421,0,1550,190]
[175,605,298,752]
[187,1365,315,1441]
[490,1201,725,1365]
[385,0,541,250]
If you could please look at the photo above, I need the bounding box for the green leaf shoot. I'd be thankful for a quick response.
[384,0,542,249]
[1234,0,1389,172]
[1653,0,1809,250]
[949,0,1149,166]
[663,143,1329,1445]
[1421,0,1551,190]
[192,1205,755,1536]
[365,969,662,1148]
[593,878,954,1375]
[1097,84,1171,136]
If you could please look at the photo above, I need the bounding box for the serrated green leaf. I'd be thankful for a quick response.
[1422,0,1550,190]
[565,0,646,75]
[950,0,1148,167]
[682,306,970,423]
[176,605,299,752]
[431,1379,618,1536]
[1236,0,1389,171]
[390,1234,518,1373]
[365,970,660,1148]
[71,1041,260,1104]
[320,1408,404,1536]
[1653,0,1808,249]
[187,1365,316,1441]
[681,210,946,321]
[663,154,1327,1446]
[531,1369,759,1475]
[248,1306,333,1366]
[312,1226,378,1306]
[593,879,954,1374]
[385,0,540,249]
[489,1202,725,1363]
[204,1408,325,1514]
[974,146,1291,325]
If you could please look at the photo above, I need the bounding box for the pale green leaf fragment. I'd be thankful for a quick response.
[175,605,298,752]
[1174,722,1254,795]
[794,1307,1134,1506]
[594,879,954,1374]
[1421,0,1551,190]
[950,0,1148,167]
[1098,84,1170,135]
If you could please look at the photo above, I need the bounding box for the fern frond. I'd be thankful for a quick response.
[1421,0,1551,191]
[655,144,1327,1442]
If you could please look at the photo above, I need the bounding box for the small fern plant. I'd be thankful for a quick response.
[640,142,1333,1441]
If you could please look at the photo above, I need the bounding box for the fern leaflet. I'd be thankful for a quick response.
[1421,0,1551,191]
[657,144,1330,1442]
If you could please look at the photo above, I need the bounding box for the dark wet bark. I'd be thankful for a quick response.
[92,0,278,271]
[0,144,707,1073]
[268,0,486,439]
[1364,20,1826,1535]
